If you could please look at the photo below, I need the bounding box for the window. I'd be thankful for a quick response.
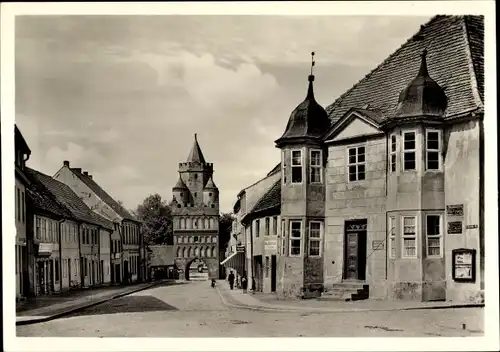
[255,220,260,238]
[265,218,270,236]
[282,151,287,184]
[281,219,286,255]
[289,221,302,256]
[86,228,90,244]
[310,150,322,183]
[403,131,416,171]
[273,216,278,236]
[17,187,20,221]
[36,218,41,240]
[291,150,303,183]
[426,215,442,257]
[194,236,199,243]
[55,259,59,281]
[41,219,47,241]
[388,216,396,258]
[426,129,441,170]
[402,216,417,258]
[390,134,397,173]
[308,221,322,256]
[48,222,52,242]
[348,146,366,181]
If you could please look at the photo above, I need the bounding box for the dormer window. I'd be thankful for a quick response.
[403,131,416,171]
[426,129,442,170]
[309,149,322,183]
[291,150,303,184]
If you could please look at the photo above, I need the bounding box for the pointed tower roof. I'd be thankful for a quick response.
[204,176,217,190]
[275,52,330,147]
[186,133,206,164]
[173,174,188,190]
[393,49,448,119]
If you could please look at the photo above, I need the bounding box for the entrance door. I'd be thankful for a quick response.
[271,255,277,292]
[344,220,367,281]
[68,259,71,288]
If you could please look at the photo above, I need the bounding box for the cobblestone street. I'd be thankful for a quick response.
[17,281,484,337]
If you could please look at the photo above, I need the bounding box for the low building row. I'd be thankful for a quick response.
[15,125,146,300]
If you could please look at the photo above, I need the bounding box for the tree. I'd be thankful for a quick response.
[219,212,235,251]
[135,194,173,245]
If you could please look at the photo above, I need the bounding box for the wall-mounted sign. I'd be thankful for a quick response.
[452,248,476,282]
[466,224,479,229]
[236,245,245,253]
[264,240,277,251]
[448,221,463,234]
[447,204,464,217]
[372,240,384,250]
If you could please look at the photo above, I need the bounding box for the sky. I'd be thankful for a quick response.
[15,15,432,213]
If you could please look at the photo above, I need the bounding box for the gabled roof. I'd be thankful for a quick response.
[26,168,114,229]
[242,180,281,224]
[186,133,206,164]
[325,15,484,125]
[15,125,31,155]
[204,176,217,189]
[267,163,281,177]
[25,169,70,219]
[149,245,175,266]
[173,175,188,190]
[69,168,137,222]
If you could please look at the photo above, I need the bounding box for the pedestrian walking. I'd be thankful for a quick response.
[228,271,235,290]
[241,272,248,294]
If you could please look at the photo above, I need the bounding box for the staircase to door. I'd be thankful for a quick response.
[319,281,370,301]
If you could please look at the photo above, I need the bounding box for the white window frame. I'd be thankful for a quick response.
[265,217,270,236]
[289,220,302,257]
[309,149,323,184]
[390,134,397,173]
[255,219,260,238]
[273,216,278,236]
[291,149,303,184]
[347,144,366,182]
[282,151,287,185]
[425,213,443,258]
[281,219,286,255]
[388,216,396,259]
[402,130,417,171]
[401,215,418,258]
[308,221,322,257]
[425,129,442,171]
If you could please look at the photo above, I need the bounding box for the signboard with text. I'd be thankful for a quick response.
[452,248,476,282]
[447,204,464,217]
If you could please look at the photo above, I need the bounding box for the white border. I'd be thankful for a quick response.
[2,1,498,352]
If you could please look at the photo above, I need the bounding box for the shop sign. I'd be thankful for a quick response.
[452,248,476,282]
[372,240,384,250]
[264,240,277,251]
[236,245,245,253]
[447,204,464,217]
[448,221,463,234]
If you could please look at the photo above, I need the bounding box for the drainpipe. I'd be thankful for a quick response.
[58,218,65,292]
[385,132,389,281]
[249,221,255,292]
[78,223,84,288]
[97,225,102,286]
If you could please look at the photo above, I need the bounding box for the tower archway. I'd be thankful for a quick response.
[185,257,209,281]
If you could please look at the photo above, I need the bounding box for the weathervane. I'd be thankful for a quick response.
[310,51,315,75]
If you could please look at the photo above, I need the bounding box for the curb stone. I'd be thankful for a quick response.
[16,281,170,326]
[215,286,485,314]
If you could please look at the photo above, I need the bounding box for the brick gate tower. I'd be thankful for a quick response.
[171,134,220,280]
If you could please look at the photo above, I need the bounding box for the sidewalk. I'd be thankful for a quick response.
[216,281,485,313]
[16,280,173,325]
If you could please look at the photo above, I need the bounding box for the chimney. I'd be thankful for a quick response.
[63,160,70,167]
[83,171,88,176]
[88,175,93,179]
[74,168,82,174]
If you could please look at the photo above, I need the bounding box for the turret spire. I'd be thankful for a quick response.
[417,49,429,77]
[307,52,316,99]
[186,133,206,164]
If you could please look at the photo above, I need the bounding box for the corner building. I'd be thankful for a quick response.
[269,15,484,302]
[171,134,220,280]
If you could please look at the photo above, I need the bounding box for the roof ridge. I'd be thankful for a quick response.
[326,15,444,117]
[247,178,281,215]
[461,15,484,108]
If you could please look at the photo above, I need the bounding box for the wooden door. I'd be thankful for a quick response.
[345,232,359,280]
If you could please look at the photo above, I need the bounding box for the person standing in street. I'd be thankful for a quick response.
[228,271,235,290]
[241,272,248,294]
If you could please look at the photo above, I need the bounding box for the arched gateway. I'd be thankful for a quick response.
[170,134,220,280]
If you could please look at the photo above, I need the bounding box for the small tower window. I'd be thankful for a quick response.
[403,131,417,171]
[194,192,197,198]
[291,150,303,183]
[194,236,199,242]
[390,134,397,173]
[211,204,215,208]
[180,192,183,197]
[209,192,212,196]
[194,174,198,180]
[309,149,322,183]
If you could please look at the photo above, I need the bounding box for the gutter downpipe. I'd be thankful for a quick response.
[385,131,389,281]
[58,218,65,293]
[78,223,84,288]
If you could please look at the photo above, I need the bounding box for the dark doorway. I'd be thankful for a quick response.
[343,219,367,281]
[68,259,71,288]
[253,255,263,292]
[100,260,104,284]
[124,260,129,284]
[185,258,209,281]
[271,255,277,292]
[115,264,121,284]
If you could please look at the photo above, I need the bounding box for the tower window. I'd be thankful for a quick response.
[282,151,287,184]
[289,220,302,256]
[347,146,366,181]
[291,150,303,184]
[211,204,215,208]
[194,192,197,198]
[194,236,199,243]
[194,174,198,180]
[426,129,441,170]
[209,192,212,196]
[390,134,397,173]
[403,131,416,171]
[180,192,183,197]
[309,149,322,183]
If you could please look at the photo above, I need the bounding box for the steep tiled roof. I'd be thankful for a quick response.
[25,169,70,218]
[267,163,281,177]
[187,133,206,164]
[70,168,137,222]
[149,245,175,266]
[325,15,484,124]
[249,179,281,215]
[26,168,114,229]
[173,175,188,190]
[204,176,217,189]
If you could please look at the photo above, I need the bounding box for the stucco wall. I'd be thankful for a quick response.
[444,120,482,303]
[325,136,387,299]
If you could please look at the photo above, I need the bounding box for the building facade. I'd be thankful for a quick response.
[53,162,143,284]
[230,15,484,303]
[15,126,31,300]
[171,134,220,280]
